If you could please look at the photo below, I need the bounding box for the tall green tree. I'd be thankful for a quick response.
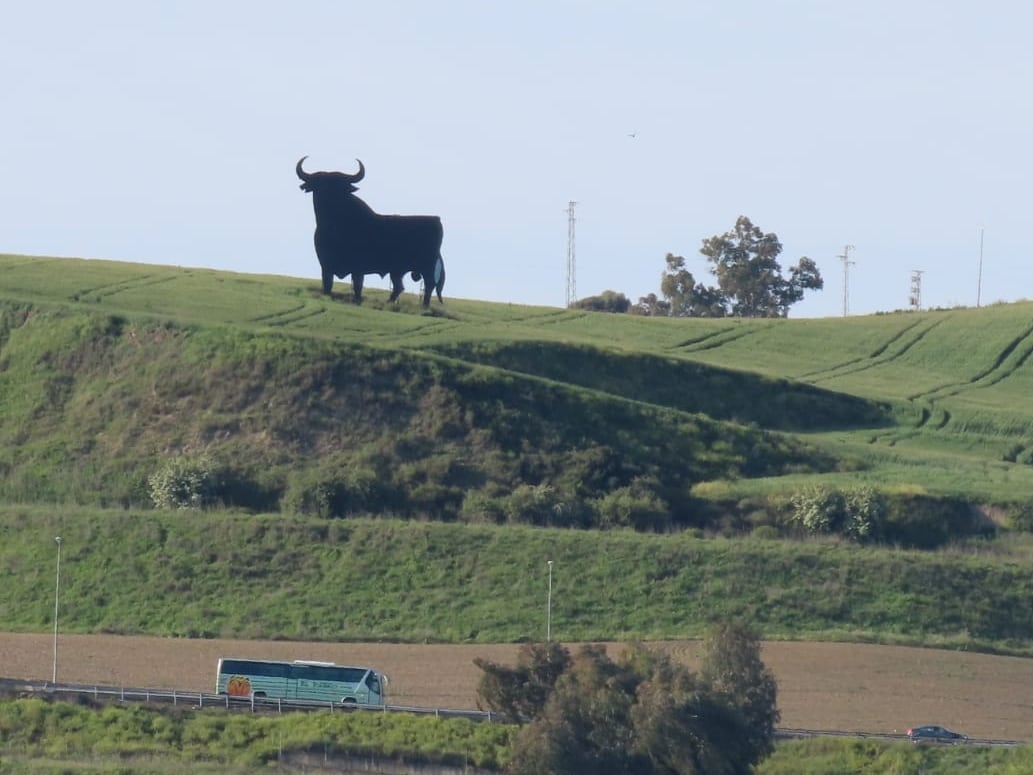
[474,640,573,722]
[632,292,671,316]
[698,216,822,317]
[636,254,725,317]
[699,622,781,764]
[497,637,780,775]
[506,645,642,775]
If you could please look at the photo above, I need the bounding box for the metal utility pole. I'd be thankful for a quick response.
[53,536,62,683]
[565,201,577,307]
[838,245,855,316]
[977,228,985,308]
[909,270,924,311]
[546,560,554,641]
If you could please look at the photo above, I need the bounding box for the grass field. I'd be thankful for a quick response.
[2,633,1032,742]
[5,253,1033,772]
[5,252,1033,505]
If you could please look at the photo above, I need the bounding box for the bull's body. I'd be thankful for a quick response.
[297,157,445,306]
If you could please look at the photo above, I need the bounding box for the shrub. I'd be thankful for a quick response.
[280,464,389,518]
[788,486,844,534]
[843,487,886,541]
[883,495,991,549]
[148,456,217,510]
[1008,500,1033,532]
[458,490,506,524]
[788,486,887,543]
[501,484,569,527]
[751,525,780,540]
[594,479,671,532]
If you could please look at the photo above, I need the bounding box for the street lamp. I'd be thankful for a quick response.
[52,536,62,683]
[546,560,554,641]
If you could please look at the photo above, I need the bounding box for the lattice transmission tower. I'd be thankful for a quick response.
[565,201,578,307]
[838,245,855,317]
[910,270,924,311]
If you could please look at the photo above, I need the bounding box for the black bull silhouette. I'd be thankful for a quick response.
[296,157,445,306]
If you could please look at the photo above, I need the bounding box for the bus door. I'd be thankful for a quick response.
[365,670,384,704]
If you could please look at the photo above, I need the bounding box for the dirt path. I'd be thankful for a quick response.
[2,633,1031,741]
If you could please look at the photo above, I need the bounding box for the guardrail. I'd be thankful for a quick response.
[0,677,1024,747]
[0,677,501,723]
[776,727,1022,748]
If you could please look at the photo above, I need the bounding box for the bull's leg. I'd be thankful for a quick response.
[321,265,334,294]
[388,273,405,302]
[434,257,445,304]
[351,273,364,304]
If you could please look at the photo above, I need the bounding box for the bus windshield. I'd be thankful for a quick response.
[216,658,387,705]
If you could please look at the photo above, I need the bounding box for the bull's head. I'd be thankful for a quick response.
[296,157,365,193]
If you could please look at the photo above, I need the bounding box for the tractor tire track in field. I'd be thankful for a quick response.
[877,321,1033,443]
[909,321,1033,403]
[70,273,180,302]
[673,322,778,352]
[248,303,330,328]
[488,308,578,325]
[801,317,943,384]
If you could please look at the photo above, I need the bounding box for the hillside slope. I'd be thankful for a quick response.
[4,255,1033,656]
[3,253,1033,517]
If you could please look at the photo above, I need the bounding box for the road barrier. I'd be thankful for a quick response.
[0,677,1024,747]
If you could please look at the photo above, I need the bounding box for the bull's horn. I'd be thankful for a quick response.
[342,159,365,183]
[296,156,312,181]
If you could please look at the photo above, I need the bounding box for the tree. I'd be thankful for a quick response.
[496,637,781,775]
[659,253,700,316]
[699,622,781,765]
[698,216,823,317]
[571,290,632,313]
[474,640,572,722]
[632,292,670,317]
[647,254,727,318]
[506,645,641,775]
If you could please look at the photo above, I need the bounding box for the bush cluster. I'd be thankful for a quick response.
[787,486,886,542]
[148,456,218,510]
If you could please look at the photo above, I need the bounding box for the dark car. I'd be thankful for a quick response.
[906,725,967,744]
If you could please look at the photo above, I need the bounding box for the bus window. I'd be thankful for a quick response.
[366,672,381,696]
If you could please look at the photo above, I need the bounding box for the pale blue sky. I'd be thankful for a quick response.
[2,1,1030,317]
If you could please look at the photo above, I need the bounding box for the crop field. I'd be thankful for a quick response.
[2,633,1032,742]
[6,252,1033,506]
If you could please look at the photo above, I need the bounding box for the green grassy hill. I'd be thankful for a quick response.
[3,506,1033,651]
[5,252,1033,517]
[4,253,1033,652]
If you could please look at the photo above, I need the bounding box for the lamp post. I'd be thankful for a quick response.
[52,536,62,683]
[546,560,554,641]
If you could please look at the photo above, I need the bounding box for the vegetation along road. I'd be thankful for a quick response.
[3,633,1032,742]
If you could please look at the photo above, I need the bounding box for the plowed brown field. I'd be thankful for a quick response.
[2,633,1031,741]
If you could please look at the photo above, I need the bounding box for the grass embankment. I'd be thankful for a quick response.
[3,507,1033,652]
[5,253,1033,513]
[0,298,835,523]
[0,697,513,771]
[757,738,1033,775]
[1,698,1031,775]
